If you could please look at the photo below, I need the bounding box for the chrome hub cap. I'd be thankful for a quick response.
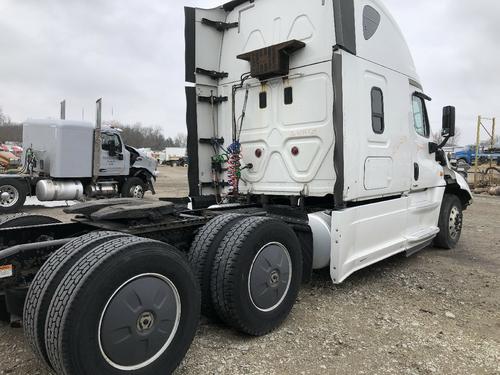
[131,185,144,199]
[449,206,462,239]
[0,185,19,207]
[98,273,181,371]
[248,242,292,312]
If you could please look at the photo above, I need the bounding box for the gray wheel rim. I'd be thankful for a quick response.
[449,205,462,240]
[130,185,144,198]
[248,242,292,312]
[0,185,19,207]
[98,273,181,371]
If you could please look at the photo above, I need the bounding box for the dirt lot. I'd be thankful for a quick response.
[0,166,499,374]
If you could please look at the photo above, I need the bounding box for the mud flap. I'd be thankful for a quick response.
[5,287,27,327]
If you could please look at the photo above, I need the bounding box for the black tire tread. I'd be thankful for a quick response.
[434,194,462,249]
[211,216,273,335]
[44,236,152,374]
[23,231,128,370]
[187,213,243,318]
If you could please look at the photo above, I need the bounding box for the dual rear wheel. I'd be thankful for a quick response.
[188,215,303,336]
[23,232,200,375]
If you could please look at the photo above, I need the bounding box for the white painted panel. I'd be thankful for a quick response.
[364,157,392,190]
[355,0,419,82]
[330,196,408,283]
[281,74,328,126]
[342,52,413,202]
[405,187,445,246]
[219,0,335,84]
[230,62,335,196]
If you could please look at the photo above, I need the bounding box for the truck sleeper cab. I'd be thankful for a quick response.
[185,0,472,283]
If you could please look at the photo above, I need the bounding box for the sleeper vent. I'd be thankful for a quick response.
[363,5,381,40]
[237,40,306,81]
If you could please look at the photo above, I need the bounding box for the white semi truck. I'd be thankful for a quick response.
[0,1,472,374]
[0,105,158,213]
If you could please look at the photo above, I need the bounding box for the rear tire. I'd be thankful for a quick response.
[121,177,146,198]
[434,194,463,249]
[45,236,200,375]
[211,217,302,336]
[0,179,27,214]
[23,231,129,371]
[187,214,245,319]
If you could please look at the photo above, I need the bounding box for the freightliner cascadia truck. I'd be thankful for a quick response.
[0,1,472,374]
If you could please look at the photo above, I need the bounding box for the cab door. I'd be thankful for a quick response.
[409,92,443,191]
[406,90,445,247]
[99,132,128,176]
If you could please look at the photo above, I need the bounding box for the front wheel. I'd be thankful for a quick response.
[434,194,463,249]
[121,177,146,198]
[0,179,27,213]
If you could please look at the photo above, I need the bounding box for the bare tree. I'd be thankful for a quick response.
[174,133,187,148]
[103,120,175,150]
[432,127,461,147]
[0,107,8,125]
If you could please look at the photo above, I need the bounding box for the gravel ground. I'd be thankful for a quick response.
[0,167,499,375]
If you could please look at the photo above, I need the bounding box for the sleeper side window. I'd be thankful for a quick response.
[371,87,384,134]
[412,95,430,138]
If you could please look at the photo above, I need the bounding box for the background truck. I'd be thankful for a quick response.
[0,1,473,374]
[454,145,500,166]
[162,147,188,167]
[0,111,158,213]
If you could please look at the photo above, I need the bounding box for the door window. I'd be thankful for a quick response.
[102,133,122,151]
[412,95,430,138]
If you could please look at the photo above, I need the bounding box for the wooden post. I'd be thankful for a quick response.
[474,116,481,187]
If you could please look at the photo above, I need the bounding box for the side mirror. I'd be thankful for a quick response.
[442,106,456,138]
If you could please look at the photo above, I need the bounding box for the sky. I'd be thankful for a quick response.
[0,0,498,145]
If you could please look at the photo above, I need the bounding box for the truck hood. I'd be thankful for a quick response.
[126,146,158,175]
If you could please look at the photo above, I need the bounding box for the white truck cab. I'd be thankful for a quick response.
[185,0,473,284]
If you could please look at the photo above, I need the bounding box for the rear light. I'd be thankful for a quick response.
[255,149,262,158]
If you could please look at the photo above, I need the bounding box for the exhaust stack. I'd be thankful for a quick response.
[92,99,102,181]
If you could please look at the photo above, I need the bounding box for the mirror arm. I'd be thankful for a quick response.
[438,135,451,149]
[429,135,451,154]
